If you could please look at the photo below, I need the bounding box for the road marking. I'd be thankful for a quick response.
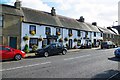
[64,54,91,61]
[0,62,51,72]
[106,72,120,80]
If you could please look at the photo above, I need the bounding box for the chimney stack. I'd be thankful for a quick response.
[14,0,21,9]
[92,22,97,26]
[51,7,56,16]
[78,16,85,22]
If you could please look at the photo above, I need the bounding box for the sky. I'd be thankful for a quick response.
[1,0,120,27]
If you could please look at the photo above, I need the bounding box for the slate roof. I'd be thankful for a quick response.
[1,4,113,33]
[58,15,90,31]
[97,27,115,34]
[1,4,23,16]
[22,7,63,27]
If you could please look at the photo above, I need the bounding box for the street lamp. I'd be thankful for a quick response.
[113,21,118,26]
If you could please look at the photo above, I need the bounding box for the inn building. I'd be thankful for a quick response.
[0,0,119,51]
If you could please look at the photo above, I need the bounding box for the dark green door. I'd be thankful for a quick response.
[9,37,17,49]
[69,39,73,49]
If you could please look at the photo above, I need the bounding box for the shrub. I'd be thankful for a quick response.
[43,44,47,48]
[31,45,38,52]
[23,44,29,53]
[77,43,81,46]
[74,45,77,49]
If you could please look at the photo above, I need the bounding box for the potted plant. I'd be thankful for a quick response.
[74,38,77,42]
[69,33,73,37]
[31,45,38,52]
[59,38,63,42]
[30,30,35,35]
[64,37,68,42]
[23,34,29,41]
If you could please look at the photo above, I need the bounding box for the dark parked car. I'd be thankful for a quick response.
[35,43,67,57]
[101,41,115,49]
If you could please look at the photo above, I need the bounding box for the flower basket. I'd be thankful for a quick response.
[30,30,35,35]
[56,32,61,36]
[23,35,29,41]
[46,32,50,35]
[38,37,43,42]
[74,38,77,42]
[64,37,68,41]
[59,38,63,42]
[69,33,73,37]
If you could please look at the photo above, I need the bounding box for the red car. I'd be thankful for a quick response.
[0,45,26,61]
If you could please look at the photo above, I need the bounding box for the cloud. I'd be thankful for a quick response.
[51,0,119,27]
[5,0,120,27]
[8,0,51,12]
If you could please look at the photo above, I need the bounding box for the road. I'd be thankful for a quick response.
[1,48,120,79]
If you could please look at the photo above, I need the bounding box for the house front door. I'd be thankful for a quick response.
[69,39,73,49]
[9,37,17,49]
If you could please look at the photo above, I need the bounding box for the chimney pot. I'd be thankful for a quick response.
[78,16,85,22]
[92,22,97,26]
[51,7,56,16]
[14,0,21,9]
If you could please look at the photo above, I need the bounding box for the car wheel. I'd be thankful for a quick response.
[44,52,49,57]
[14,54,22,60]
[62,50,67,55]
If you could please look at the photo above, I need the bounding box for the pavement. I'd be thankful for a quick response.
[25,47,101,57]
[25,49,81,57]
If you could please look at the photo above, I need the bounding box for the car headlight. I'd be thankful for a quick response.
[21,51,25,53]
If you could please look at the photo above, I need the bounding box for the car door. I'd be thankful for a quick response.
[48,44,57,55]
[56,43,63,53]
[2,47,14,60]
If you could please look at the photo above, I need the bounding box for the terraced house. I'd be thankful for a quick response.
[0,1,119,51]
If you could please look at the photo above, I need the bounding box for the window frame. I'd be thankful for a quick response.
[68,29,72,34]
[45,27,51,35]
[29,38,38,48]
[29,25,36,34]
